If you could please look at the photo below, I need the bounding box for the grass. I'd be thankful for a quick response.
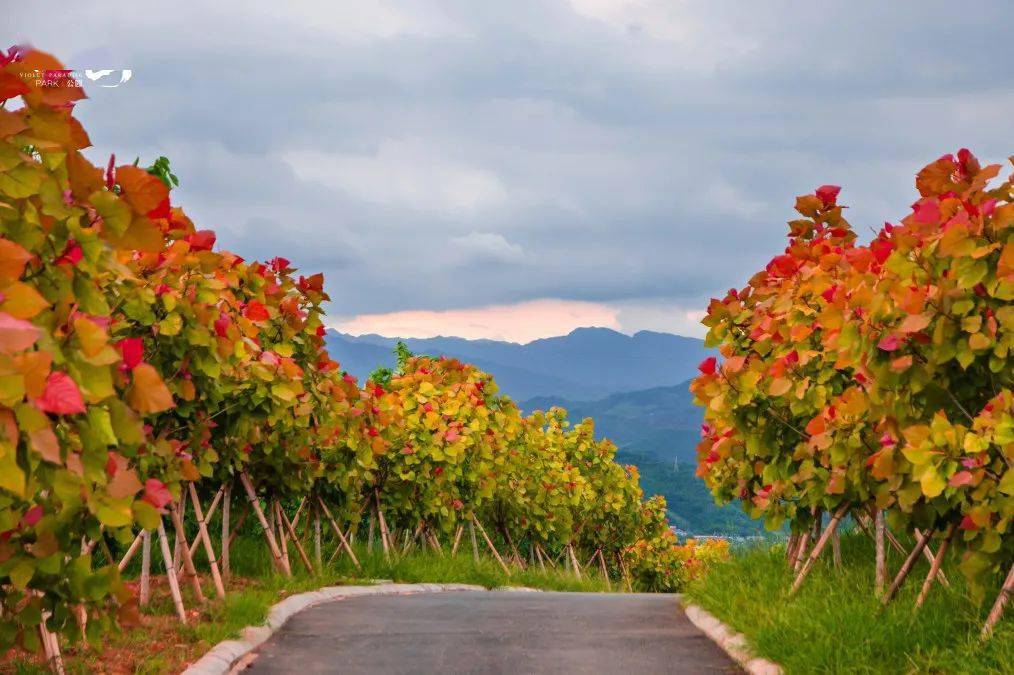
[685,530,1014,674]
[2,534,611,674]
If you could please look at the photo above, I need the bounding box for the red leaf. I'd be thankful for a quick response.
[142,478,172,510]
[55,239,82,266]
[20,505,43,529]
[877,334,902,352]
[214,312,231,337]
[105,154,116,189]
[959,515,978,531]
[815,185,841,207]
[270,257,290,272]
[116,337,144,370]
[0,311,41,353]
[186,229,217,252]
[34,371,86,415]
[243,300,269,322]
[913,199,940,224]
[146,197,171,220]
[698,357,717,375]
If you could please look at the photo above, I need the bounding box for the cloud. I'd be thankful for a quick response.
[333,298,620,343]
[8,1,1014,340]
[450,232,525,264]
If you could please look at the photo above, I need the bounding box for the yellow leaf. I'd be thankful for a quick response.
[0,282,49,319]
[920,469,946,498]
[968,332,991,351]
[128,363,175,413]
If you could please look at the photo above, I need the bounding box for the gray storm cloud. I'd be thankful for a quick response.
[6,1,1014,338]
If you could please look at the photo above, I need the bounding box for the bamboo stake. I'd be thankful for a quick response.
[502,526,523,568]
[189,483,226,599]
[139,530,151,607]
[981,561,1014,638]
[117,531,145,572]
[169,503,206,603]
[914,528,950,587]
[221,483,231,584]
[469,519,479,562]
[473,515,510,575]
[881,527,934,606]
[156,520,187,623]
[277,501,314,574]
[791,503,849,594]
[428,530,444,557]
[535,544,547,573]
[793,533,811,573]
[875,509,886,596]
[568,544,583,580]
[239,472,290,576]
[177,487,224,576]
[316,496,361,570]
[451,524,464,556]
[616,551,633,592]
[915,524,955,610]
[274,501,291,572]
[38,613,65,675]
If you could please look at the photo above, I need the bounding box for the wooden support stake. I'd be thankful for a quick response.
[189,483,226,599]
[793,533,810,573]
[221,483,231,584]
[451,524,464,556]
[38,613,65,675]
[473,515,510,575]
[982,561,1014,638]
[875,509,886,596]
[535,544,547,573]
[170,503,206,603]
[118,531,145,572]
[277,500,314,574]
[881,527,934,606]
[156,520,187,623]
[915,528,950,587]
[316,496,362,570]
[568,544,583,580]
[239,472,291,576]
[367,511,376,552]
[915,523,954,610]
[791,503,849,594]
[172,491,187,568]
[177,487,225,576]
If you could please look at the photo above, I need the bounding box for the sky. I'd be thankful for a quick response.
[7,1,1014,342]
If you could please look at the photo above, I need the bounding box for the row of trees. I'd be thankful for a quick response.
[0,48,712,668]
[691,150,1012,635]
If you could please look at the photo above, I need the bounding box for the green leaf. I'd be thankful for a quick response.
[9,558,35,590]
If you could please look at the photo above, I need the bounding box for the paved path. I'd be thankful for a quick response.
[244,590,740,674]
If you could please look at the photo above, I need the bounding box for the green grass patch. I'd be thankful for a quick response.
[686,531,1013,674]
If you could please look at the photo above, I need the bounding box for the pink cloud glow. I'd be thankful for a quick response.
[332,299,622,344]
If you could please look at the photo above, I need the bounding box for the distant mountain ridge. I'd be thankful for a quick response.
[326,327,712,401]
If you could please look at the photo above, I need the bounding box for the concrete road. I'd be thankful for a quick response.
[243,590,740,674]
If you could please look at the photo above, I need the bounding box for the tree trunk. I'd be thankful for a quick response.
[314,510,322,568]
[469,519,479,562]
[221,483,231,584]
[875,509,886,597]
[139,530,151,607]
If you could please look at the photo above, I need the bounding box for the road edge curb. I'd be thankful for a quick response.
[182,582,486,675]
[676,595,783,675]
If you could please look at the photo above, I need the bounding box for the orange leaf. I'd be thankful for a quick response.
[898,313,931,334]
[29,426,61,464]
[723,356,746,373]
[116,166,169,215]
[0,238,33,283]
[805,416,825,436]
[128,363,175,413]
[108,465,143,499]
[768,378,791,396]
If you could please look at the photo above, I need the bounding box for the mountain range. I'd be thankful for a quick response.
[324,327,761,535]
[325,327,712,401]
